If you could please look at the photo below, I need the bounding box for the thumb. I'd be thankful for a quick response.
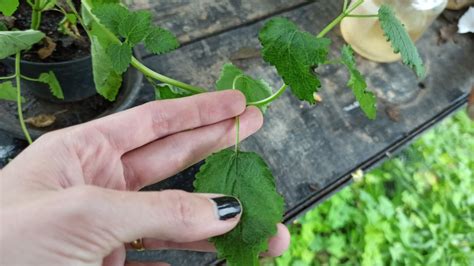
[62,186,241,252]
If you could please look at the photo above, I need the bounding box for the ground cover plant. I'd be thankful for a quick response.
[271,111,473,265]
[1,1,426,265]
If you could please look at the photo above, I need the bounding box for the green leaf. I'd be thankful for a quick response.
[118,10,152,45]
[154,83,192,100]
[0,0,19,16]
[0,22,8,31]
[0,81,24,102]
[0,30,45,59]
[144,26,179,55]
[194,149,284,266]
[89,24,122,101]
[92,3,129,35]
[340,45,377,119]
[259,17,331,104]
[106,42,132,74]
[378,5,425,78]
[38,71,64,100]
[216,63,272,112]
[39,0,57,11]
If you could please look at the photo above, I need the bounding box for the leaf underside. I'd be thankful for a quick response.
[0,30,45,59]
[378,5,425,78]
[340,45,377,119]
[259,17,331,104]
[194,149,284,266]
[216,63,273,112]
[154,83,192,100]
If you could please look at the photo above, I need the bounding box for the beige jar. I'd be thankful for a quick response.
[340,0,448,62]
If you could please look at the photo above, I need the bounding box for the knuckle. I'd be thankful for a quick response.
[162,190,198,231]
[147,103,171,137]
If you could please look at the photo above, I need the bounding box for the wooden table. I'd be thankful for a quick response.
[1,1,473,264]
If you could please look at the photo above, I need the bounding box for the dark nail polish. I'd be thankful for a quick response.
[211,196,242,220]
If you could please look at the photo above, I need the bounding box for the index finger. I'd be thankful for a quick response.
[80,90,246,153]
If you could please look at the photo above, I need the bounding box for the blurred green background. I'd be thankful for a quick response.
[265,111,473,265]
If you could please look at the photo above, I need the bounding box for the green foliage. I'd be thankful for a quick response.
[259,17,331,104]
[118,10,152,45]
[195,149,284,266]
[378,5,425,78]
[154,83,192,100]
[0,0,19,16]
[340,45,377,119]
[38,71,64,100]
[0,30,45,59]
[90,3,128,35]
[38,0,57,11]
[0,81,24,102]
[89,25,123,101]
[84,0,179,100]
[274,111,473,266]
[106,43,132,74]
[216,63,273,112]
[144,26,179,55]
[82,0,123,101]
[0,22,7,31]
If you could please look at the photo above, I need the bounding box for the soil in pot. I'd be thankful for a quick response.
[1,0,96,102]
[11,0,90,62]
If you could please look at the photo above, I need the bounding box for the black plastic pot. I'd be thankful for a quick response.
[4,55,96,102]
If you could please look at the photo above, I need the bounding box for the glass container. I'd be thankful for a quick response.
[340,0,448,62]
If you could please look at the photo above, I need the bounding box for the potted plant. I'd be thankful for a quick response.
[1,0,425,265]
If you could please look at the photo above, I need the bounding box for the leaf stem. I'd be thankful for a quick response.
[343,0,349,12]
[232,75,245,153]
[346,14,378,18]
[247,84,288,106]
[15,53,32,144]
[20,75,40,82]
[31,0,42,30]
[130,57,207,94]
[316,0,365,38]
[0,75,16,80]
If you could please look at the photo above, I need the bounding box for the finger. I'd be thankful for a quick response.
[132,223,289,255]
[76,90,246,153]
[262,224,291,257]
[130,239,215,253]
[122,106,263,190]
[64,186,242,255]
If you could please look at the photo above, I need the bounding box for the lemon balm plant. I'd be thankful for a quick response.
[1,0,425,265]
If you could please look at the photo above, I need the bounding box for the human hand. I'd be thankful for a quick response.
[0,91,290,266]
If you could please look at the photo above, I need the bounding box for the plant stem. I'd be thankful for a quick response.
[346,14,378,18]
[15,53,32,144]
[20,75,40,82]
[343,0,349,12]
[31,0,42,30]
[130,57,207,94]
[247,84,288,106]
[316,0,365,38]
[0,75,16,80]
[232,75,245,153]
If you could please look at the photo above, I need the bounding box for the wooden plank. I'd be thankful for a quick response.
[126,0,311,54]
[128,0,473,264]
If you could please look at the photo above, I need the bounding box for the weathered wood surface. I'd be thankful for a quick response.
[1,0,473,265]
[126,0,312,45]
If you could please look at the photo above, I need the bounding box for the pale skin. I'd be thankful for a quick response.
[0,90,290,266]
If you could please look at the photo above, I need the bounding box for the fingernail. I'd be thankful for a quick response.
[211,196,242,220]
